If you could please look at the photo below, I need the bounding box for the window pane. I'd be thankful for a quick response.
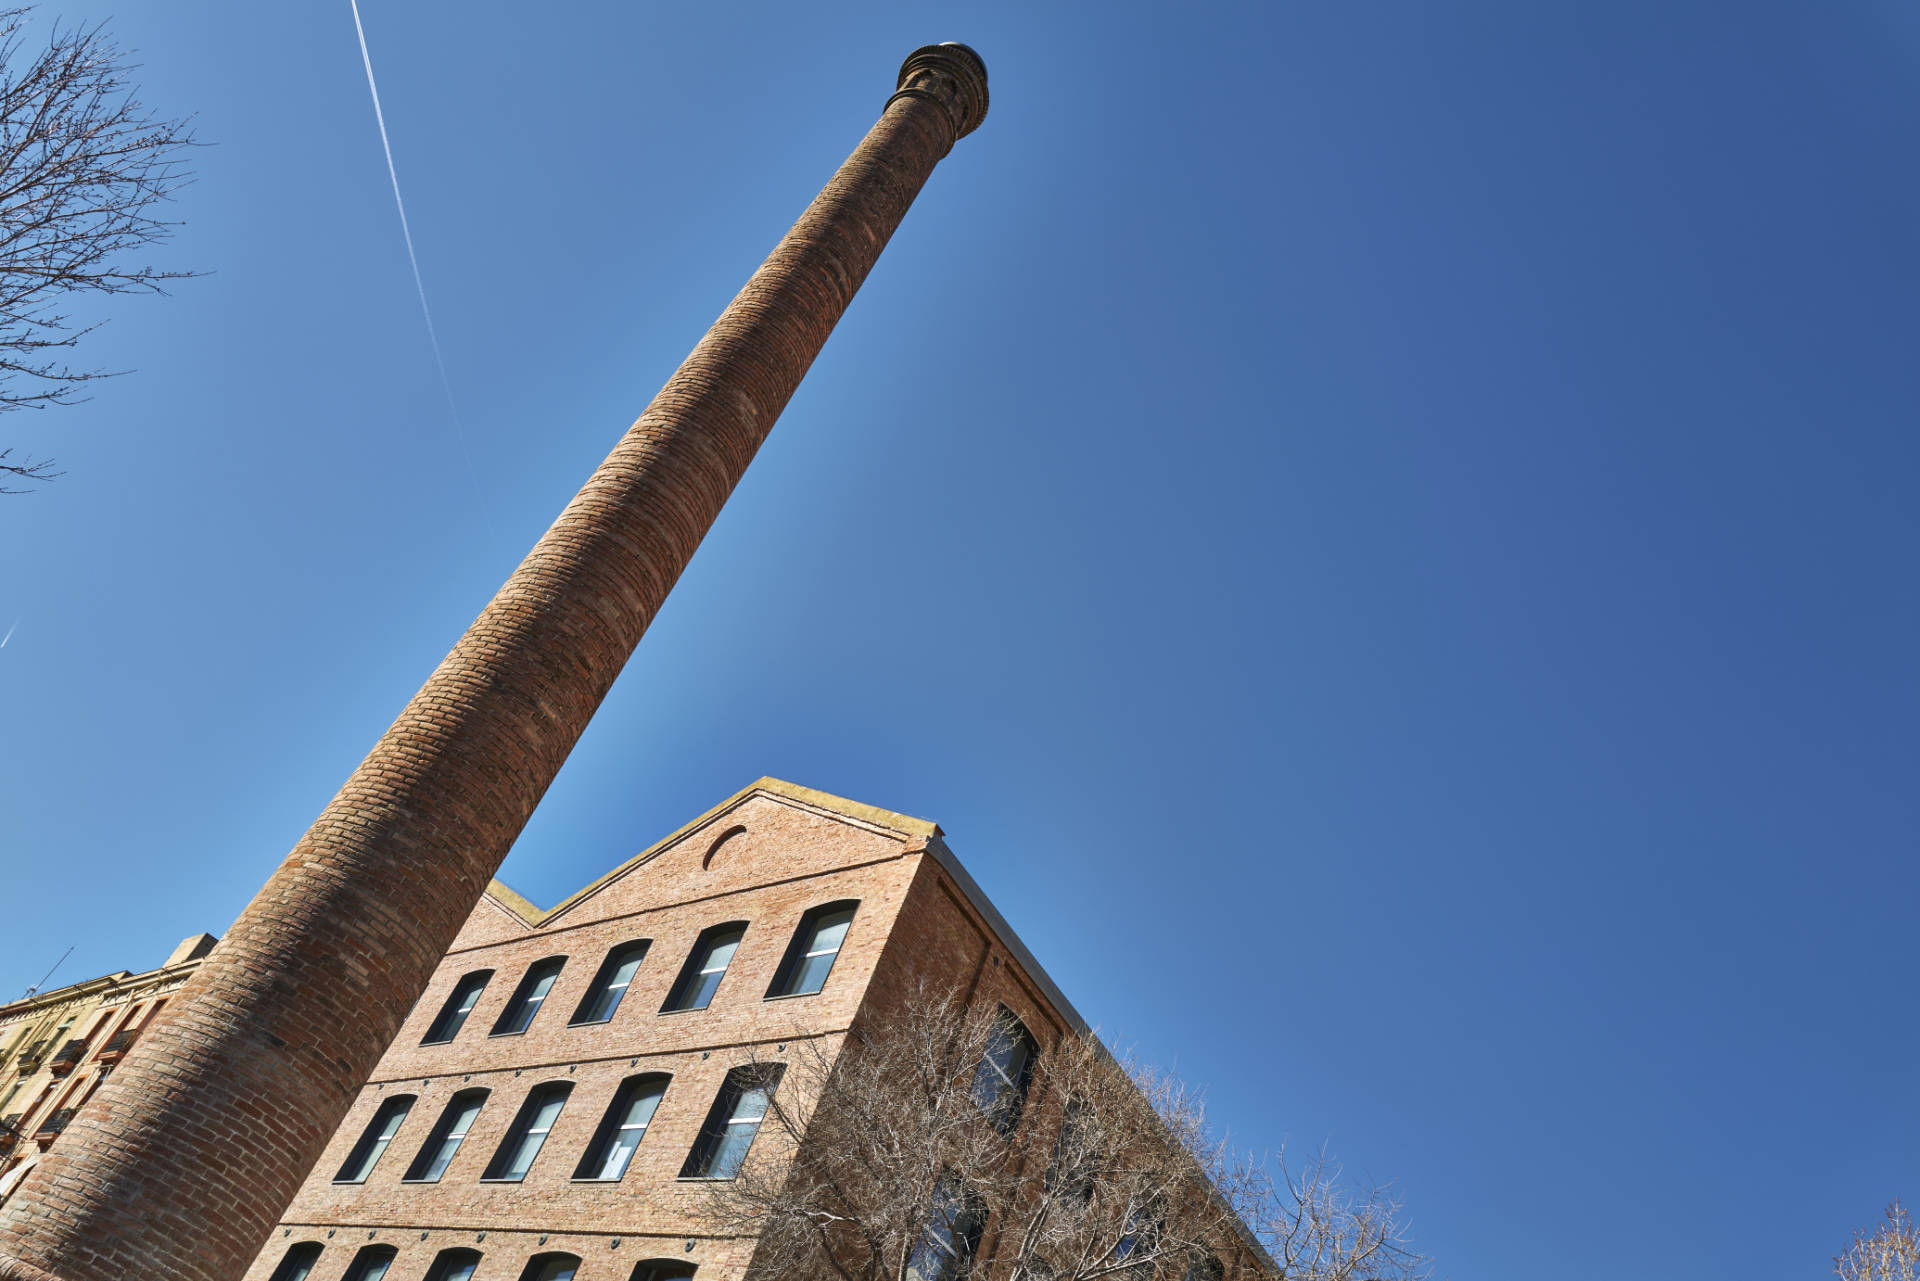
[415,1095,483,1181]
[425,972,491,1043]
[702,936,739,973]
[268,1244,323,1281]
[808,911,852,955]
[587,1079,665,1180]
[336,1096,413,1182]
[496,1088,568,1180]
[789,950,834,995]
[578,947,646,1023]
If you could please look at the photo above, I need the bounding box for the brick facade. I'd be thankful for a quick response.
[239,779,1096,1281]
[0,44,988,1281]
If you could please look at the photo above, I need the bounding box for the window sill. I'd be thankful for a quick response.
[565,1016,615,1028]
[569,1175,626,1184]
[485,1029,530,1039]
[674,1175,739,1183]
[399,1178,445,1185]
[761,990,825,1004]
[655,1005,714,1017]
[477,1176,528,1184]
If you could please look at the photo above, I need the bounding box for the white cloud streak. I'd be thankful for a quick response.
[349,0,458,421]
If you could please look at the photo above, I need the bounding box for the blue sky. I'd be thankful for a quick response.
[3,3,1917,1277]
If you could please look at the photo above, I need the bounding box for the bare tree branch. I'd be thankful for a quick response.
[696,983,1432,1281]
[1840,1202,1920,1281]
[0,5,197,488]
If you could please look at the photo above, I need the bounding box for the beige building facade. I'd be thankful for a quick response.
[0,931,218,1195]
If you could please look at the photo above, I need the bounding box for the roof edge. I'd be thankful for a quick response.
[487,777,942,925]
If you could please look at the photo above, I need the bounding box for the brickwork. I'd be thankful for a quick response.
[238,778,1101,1281]
[0,44,988,1281]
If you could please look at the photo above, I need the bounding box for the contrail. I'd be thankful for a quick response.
[349,0,458,422]
[0,620,15,649]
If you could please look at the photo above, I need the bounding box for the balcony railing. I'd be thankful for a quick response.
[0,1114,21,1155]
[14,1040,50,1071]
[33,1108,75,1145]
[46,1040,89,1077]
[97,1028,139,1063]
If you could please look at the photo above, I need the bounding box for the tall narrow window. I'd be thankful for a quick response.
[424,1248,484,1281]
[333,1094,415,1183]
[483,1081,572,1181]
[629,1263,697,1281]
[681,1063,783,1179]
[575,1073,669,1181]
[569,940,650,1025]
[970,1007,1038,1134]
[661,923,746,1012]
[491,957,566,1036]
[906,1175,986,1281]
[518,1254,582,1281]
[341,1246,399,1281]
[267,1243,324,1281]
[422,970,493,1044]
[767,902,857,998]
[404,1089,488,1182]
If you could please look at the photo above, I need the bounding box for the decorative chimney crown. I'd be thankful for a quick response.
[892,42,989,143]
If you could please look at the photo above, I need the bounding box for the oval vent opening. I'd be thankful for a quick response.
[702,824,747,870]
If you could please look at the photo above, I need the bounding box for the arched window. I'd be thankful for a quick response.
[970,1006,1037,1134]
[403,1088,488,1182]
[766,901,857,998]
[907,1174,986,1281]
[333,1093,414,1183]
[491,957,567,1036]
[574,1073,670,1181]
[266,1242,323,1281]
[422,970,493,1044]
[629,1262,697,1281]
[424,1247,484,1281]
[661,923,746,1012]
[681,1063,783,1179]
[483,1081,572,1181]
[569,940,650,1025]
[341,1245,399,1281]
[518,1253,582,1281]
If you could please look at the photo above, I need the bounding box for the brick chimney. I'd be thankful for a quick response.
[0,43,987,1281]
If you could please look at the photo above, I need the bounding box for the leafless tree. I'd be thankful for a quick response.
[1838,1203,1920,1281]
[698,984,1430,1281]
[0,5,195,491]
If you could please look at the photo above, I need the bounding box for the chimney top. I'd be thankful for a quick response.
[162,933,218,969]
[893,43,989,142]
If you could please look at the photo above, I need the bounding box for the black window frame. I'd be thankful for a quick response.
[424,1249,484,1281]
[568,939,651,1026]
[629,1262,698,1281]
[765,900,858,999]
[573,1071,672,1182]
[266,1242,324,1281]
[341,1245,399,1281]
[660,922,747,1013]
[489,956,567,1037]
[907,1173,987,1281]
[402,1087,489,1183]
[481,1079,573,1182]
[518,1253,584,1281]
[970,1006,1038,1135]
[333,1093,415,1183]
[679,1062,784,1179]
[421,969,494,1045]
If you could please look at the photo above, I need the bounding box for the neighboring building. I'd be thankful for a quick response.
[0,932,218,1194]
[243,780,1255,1281]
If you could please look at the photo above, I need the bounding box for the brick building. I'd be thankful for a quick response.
[0,932,217,1197]
[242,779,1245,1281]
